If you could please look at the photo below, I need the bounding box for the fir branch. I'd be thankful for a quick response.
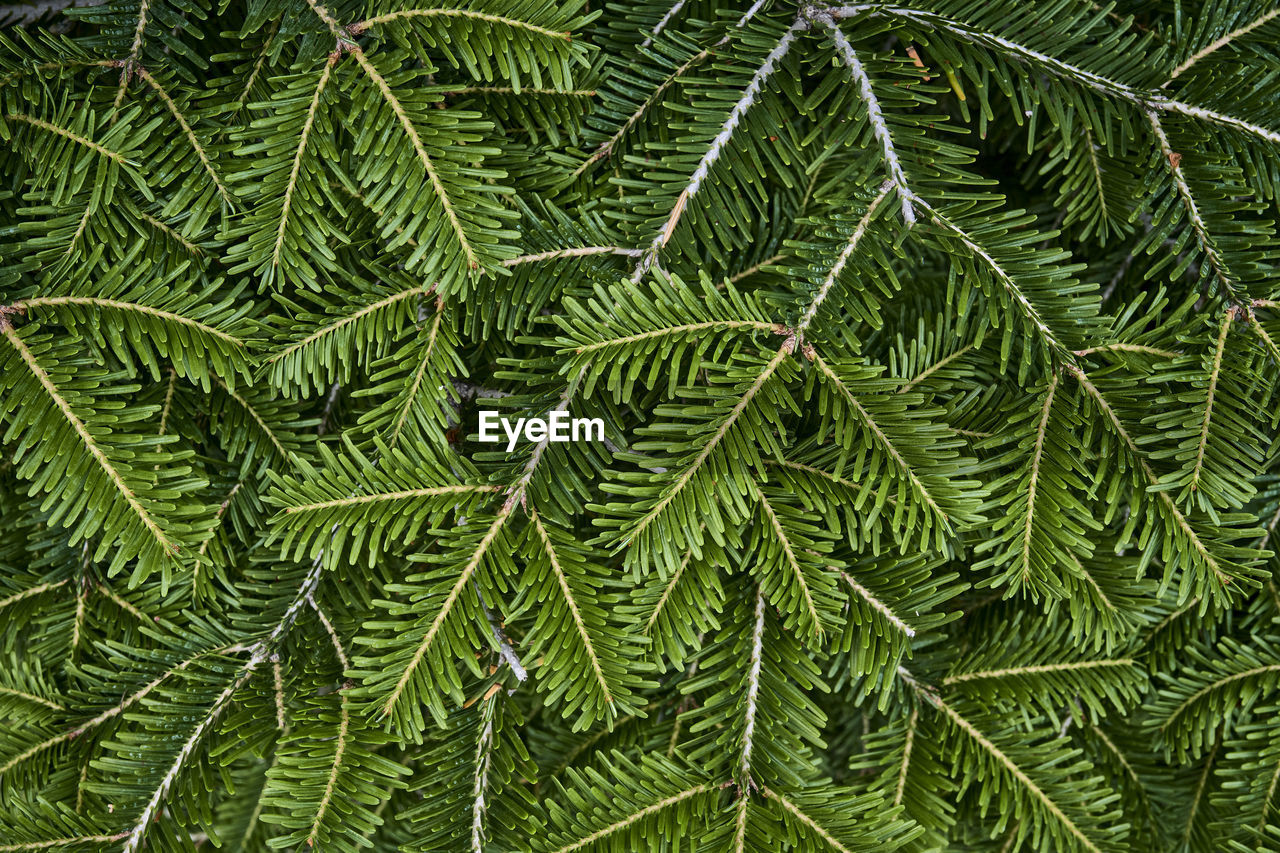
[918,199,1066,356]
[133,66,232,203]
[810,353,948,522]
[545,784,715,853]
[306,598,350,847]
[762,788,856,853]
[1165,8,1280,83]
[271,55,337,271]
[264,286,429,368]
[504,246,643,266]
[840,572,915,638]
[893,708,918,806]
[1067,363,1234,591]
[0,834,129,852]
[927,694,1105,853]
[529,510,613,702]
[628,339,794,541]
[632,20,804,280]
[2,113,129,163]
[738,586,766,788]
[352,8,573,41]
[795,181,893,335]
[0,319,177,558]
[755,490,823,635]
[572,48,710,180]
[120,563,324,852]
[281,484,498,515]
[469,698,497,852]
[0,580,69,612]
[943,659,1136,685]
[347,47,479,270]
[1147,111,1241,304]
[11,296,247,350]
[830,3,1280,144]
[381,509,510,719]
[0,686,62,711]
[814,14,916,225]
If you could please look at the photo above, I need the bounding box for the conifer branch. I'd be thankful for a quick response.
[830,4,1280,144]
[898,344,973,393]
[1084,129,1108,220]
[1182,744,1217,845]
[1021,374,1058,582]
[282,484,498,515]
[114,0,149,108]
[841,571,915,638]
[1073,343,1181,359]
[504,246,642,265]
[0,580,68,611]
[768,458,896,508]
[814,14,916,224]
[1165,8,1280,83]
[214,377,292,460]
[348,47,479,270]
[133,66,232,203]
[1068,363,1233,590]
[762,787,856,853]
[944,658,1136,684]
[546,784,715,853]
[272,55,337,270]
[387,306,444,450]
[918,199,1065,354]
[810,353,948,521]
[96,582,148,623]
[738,587,766,788]
[352,8,572,41]
[1147,111,1242,303]
[234,27,276,110]
[0,319,177,558]
[121,563,324,852]
[572,49,710,180]
[730,252,789,283]
[265,286,429,365]
[893,708,918,806]
[0,652,200,775]
[796,181,893,336]
[756,490,823,634]
[643,547,694,633]
[136,210,201,255]
[121,666,257,853]
[0,58,119,89]
[2,113,130,163]
[632,21,803,280]
[12,296,247,350]
[306,598,350,847]
[529,510,613,702]
[0,834,130,851]
[0,686,62,711]
[629,339,793,540]
[470,698,496,852]
[574,320,776,355]
[1189,309,1233,494]
[926,694,1104,853]
[731,794,749,853]
[382,510,509,718]
[641,0,687,48]
[271,656,287,732]
[1160,664,1280,734]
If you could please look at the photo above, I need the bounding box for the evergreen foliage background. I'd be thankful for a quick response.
[2,0,1280,849]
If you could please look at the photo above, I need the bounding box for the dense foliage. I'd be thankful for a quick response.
[3,0,1280,850]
